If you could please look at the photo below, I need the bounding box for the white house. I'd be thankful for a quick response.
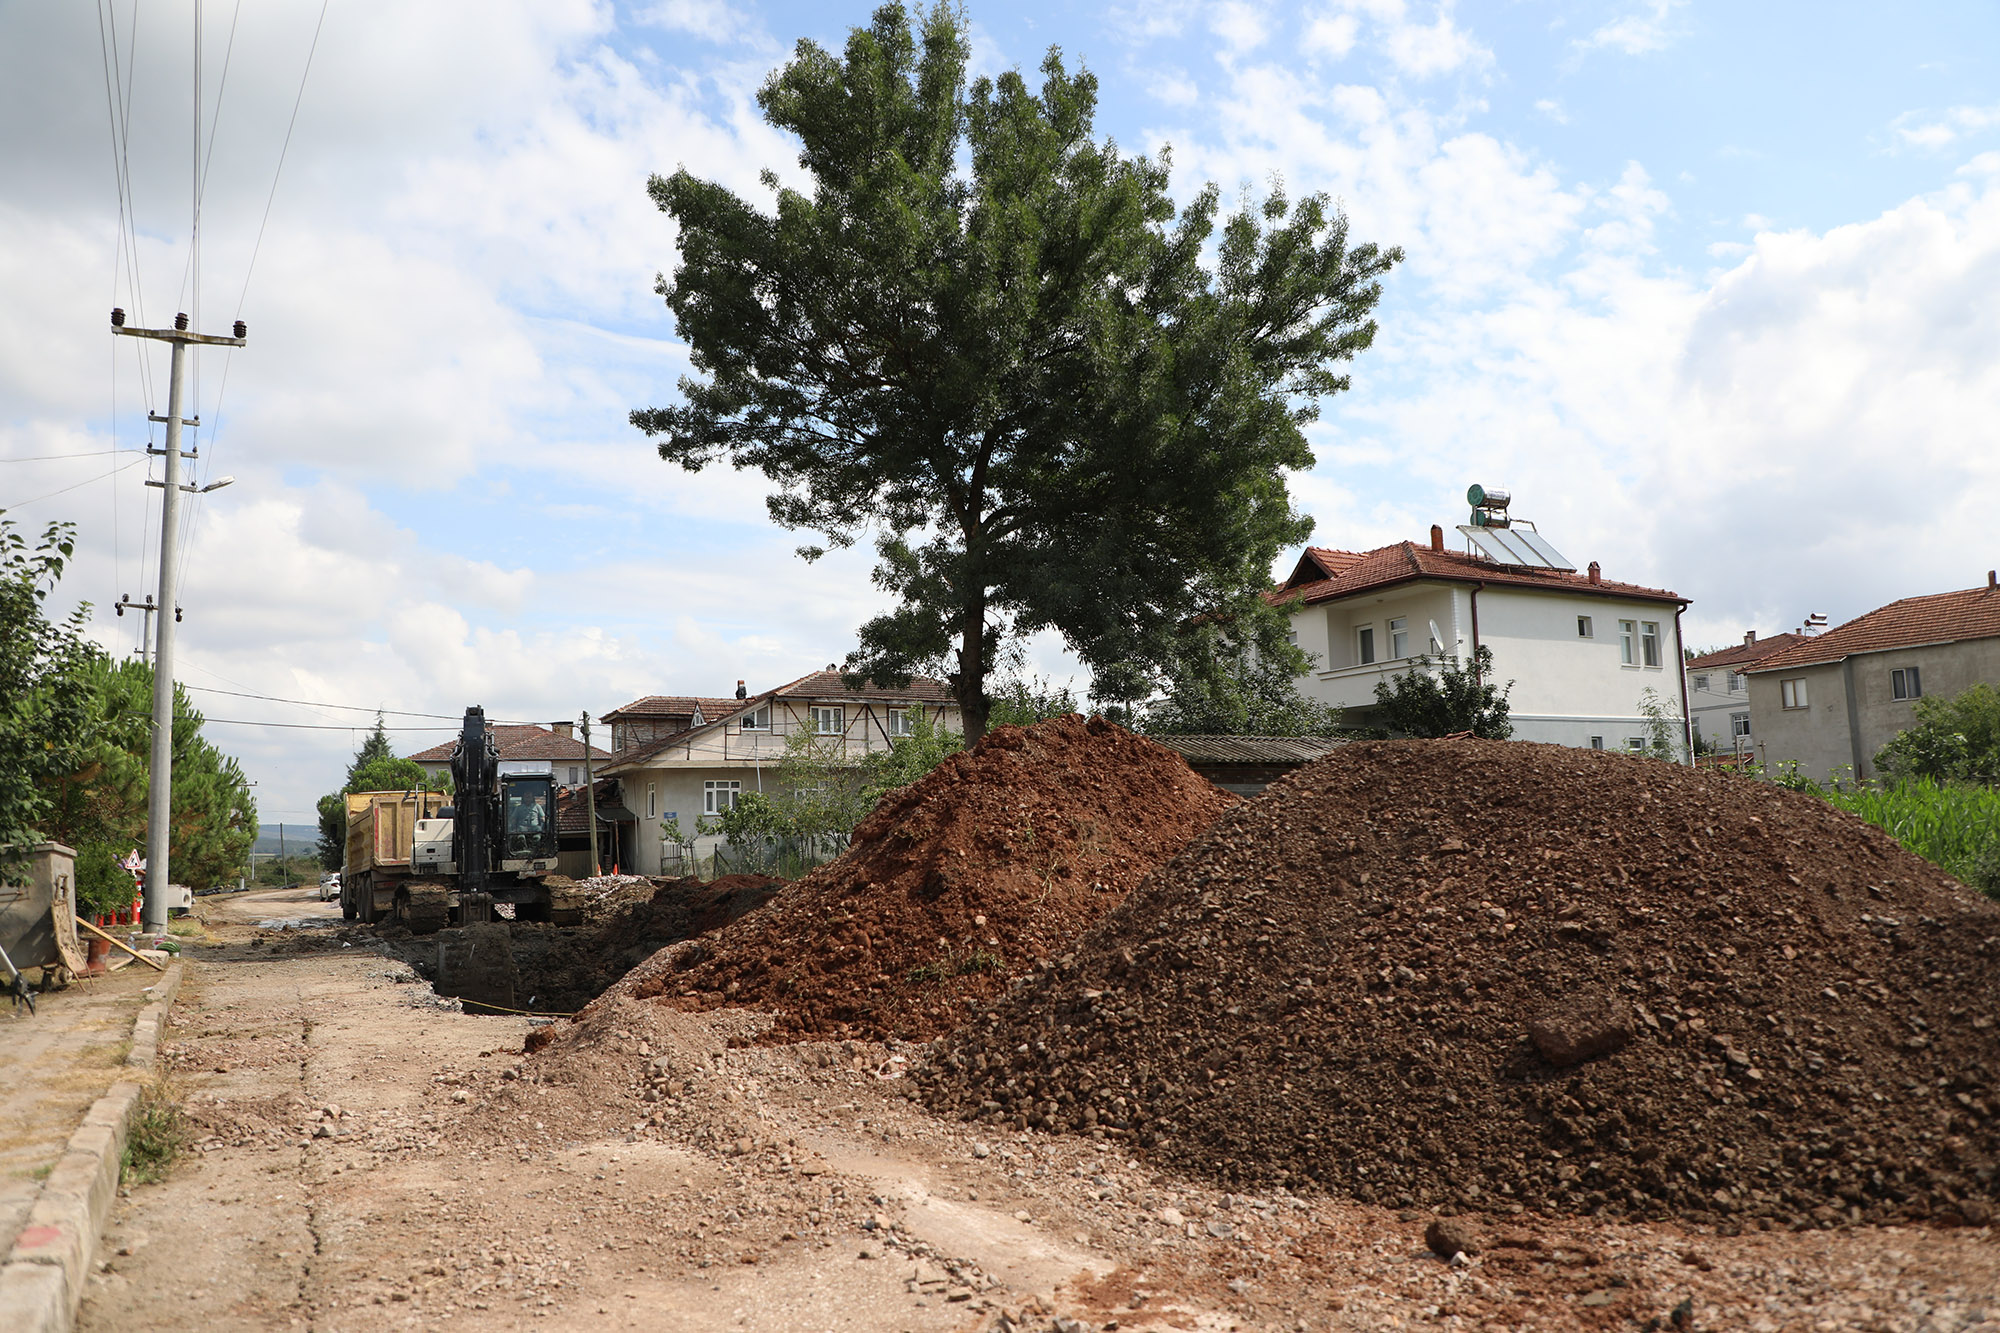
[1683,631,1807,759]
[596,669,961,875]
[1275,525,1691,753]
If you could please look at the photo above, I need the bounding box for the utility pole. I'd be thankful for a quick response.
[112,308,244,935]
[113,594,167,666]
[580,712,601,878]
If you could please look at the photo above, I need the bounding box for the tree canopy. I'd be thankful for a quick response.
[316,719,447,869]
[634,3,1398,738]
[1144,604,1342,737]
[1876,682,2000,784]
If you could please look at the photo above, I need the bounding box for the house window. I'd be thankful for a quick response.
[1589,736,1604,750]
[1640,621,1661,668]
[704,780,741,814]
[1731,712,1751,738]
[1728,672,1745,693]
[1780,678,1808,710]
[1388,617,1409,660]
[1691,674,1710,692]
[812,705,845,735]
[740,705,770,731]
[1357,625,1376,665]
[1891,667,1922,701]
[1619,620,1636,665]
[1625,737,1646,753]
[646,782,658,820]
[612,723,627,751]
[1577,615,1594,639]
[567,765,580,786]
[887,707,916,738]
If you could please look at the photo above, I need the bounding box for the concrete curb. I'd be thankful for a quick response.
[0,960,184,1333]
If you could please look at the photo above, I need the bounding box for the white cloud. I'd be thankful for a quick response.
[1298,1,1489,79]
[1534,98,1567,124]
[1210,2,1271,55]
[1574,0,1687,57]
[1381,6,1487,78]
[1301,13,1359,61]
[635,0,763,45]
[1891,103,2000,152]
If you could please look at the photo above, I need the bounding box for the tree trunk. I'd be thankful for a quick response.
[956,587,990,743]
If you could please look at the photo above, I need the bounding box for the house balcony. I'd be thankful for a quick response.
[1311,657,1442,710]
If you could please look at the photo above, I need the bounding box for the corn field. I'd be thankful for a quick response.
[1818,778,2000,898]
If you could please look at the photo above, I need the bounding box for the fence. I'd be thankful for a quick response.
[659,832,850,881]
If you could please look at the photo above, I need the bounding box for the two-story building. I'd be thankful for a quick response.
[1745,574,2000,783]
[1275,525,1691,753]
[596,669,960,876]
[1683,631,1807,758]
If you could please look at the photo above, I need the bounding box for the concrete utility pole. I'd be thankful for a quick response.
[112,309,245,935]
[580,713,601,878]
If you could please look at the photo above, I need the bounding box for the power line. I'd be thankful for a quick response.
[179,683,547,726]
[234,0,331,321]
[3,457,147,510]
[0,449,142,463]
[199,718,467,732]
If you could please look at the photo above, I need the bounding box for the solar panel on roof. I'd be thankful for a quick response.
[1457,525,1576,572]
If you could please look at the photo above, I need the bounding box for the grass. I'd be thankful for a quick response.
[906,946,1002,986]
[120,1080,189,1187]
[1817,777,2000,897]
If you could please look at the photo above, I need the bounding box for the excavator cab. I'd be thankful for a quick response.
[500,775,558,864]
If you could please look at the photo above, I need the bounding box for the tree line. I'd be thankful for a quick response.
[1,517,258,913]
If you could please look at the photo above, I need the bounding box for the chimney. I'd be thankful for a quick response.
[1587,560,1601,585]
[549,720,573,740]
[1990,569,1997,590]
[1429,524,1444,553]
[735,679,747,700]
[1744,630,1757,645]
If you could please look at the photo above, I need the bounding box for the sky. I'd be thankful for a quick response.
[3,0,1998,823]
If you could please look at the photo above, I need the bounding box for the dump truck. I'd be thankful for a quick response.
[341,706,580,933]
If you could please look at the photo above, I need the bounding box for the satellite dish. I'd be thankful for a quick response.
[1428,619,1447,655]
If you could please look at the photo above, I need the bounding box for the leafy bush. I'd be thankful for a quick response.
[1875,682,2000,784]
[1371,646,1514,740]
[1818,777,2000,899]
[74,842,136,918]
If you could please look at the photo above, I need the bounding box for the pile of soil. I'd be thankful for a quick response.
[575,715,1238,1042]
[918,739,2000,1227]
[505,874,783,1014]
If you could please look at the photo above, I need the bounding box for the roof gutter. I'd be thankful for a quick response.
[1470,582,1484,682]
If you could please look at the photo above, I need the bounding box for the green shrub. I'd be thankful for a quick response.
[1818,777,2000,898]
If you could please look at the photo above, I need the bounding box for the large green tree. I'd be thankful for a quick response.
[0,518,97,877]
[315,718,445,869]
[1145,610,1344,737]
[634,3,1398,738]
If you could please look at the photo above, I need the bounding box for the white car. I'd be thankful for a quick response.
[318,872,341,902]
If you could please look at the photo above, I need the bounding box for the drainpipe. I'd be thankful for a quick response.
[1469,582,1485,681]
[1674,606,1694,765]
[1840,656,1866,783]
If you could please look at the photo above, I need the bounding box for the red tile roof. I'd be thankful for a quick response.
[1685,633,1809,671]
[769,669,956,703]
[405,724,610,764]
[1746,584,2000,673]
[602,696,743,723]
[1272,542,1684,608]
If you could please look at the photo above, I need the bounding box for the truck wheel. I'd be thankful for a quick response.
[358,874,380,925]
[340,885,357,921]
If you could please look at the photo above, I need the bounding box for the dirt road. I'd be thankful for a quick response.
[73,885,1999,1332]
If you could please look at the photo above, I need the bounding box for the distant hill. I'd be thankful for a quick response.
[252,824,319,857]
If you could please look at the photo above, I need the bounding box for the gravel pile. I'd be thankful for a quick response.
[919,739,2000,1226]
[574,715,1238,1042]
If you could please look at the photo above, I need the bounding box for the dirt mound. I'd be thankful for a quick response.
[919,739,2000,1228]
[575,715,1238,1042]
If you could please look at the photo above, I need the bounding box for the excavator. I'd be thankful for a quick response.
[341,706,582,933]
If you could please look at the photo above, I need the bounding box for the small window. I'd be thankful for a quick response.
[887,707,916,738]
[704,780,741,814]
[1728,672,1745,693]
[812,705,845,735]
[1731,712,1751,738]
[646,782,658,820]
[1780,678,1808,710]
[1691,674,1710,692]
[739,705,770,731]
[1577,615,1594,639]
[1286,629,1298,647]
[1891,667,1922,701]
[1388,617,1409,660]
[1625,737,1646,753]
[1619,620,1636,665]
[1640,621,1661,668]
[568,765,580,786]
[1357,625,1376,666]
[1589,736,1604,750]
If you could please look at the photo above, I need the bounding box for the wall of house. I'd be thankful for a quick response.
[1685,667,1754,752]
[1287,583,1686,750]
[1751,638,2000,782]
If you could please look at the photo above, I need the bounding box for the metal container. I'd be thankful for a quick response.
[0,842,88,975]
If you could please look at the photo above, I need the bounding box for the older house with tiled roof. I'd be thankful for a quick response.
[1683,631,1808,757]
[1273,525,1691,753]
[405,722,611,790]
[1744,574,2000,782]
[596,669,960,875]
